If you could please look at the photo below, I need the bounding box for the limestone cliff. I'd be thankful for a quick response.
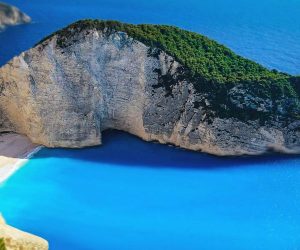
[0,2,31,29]
[0,215,48,250]
[0,20,300,156]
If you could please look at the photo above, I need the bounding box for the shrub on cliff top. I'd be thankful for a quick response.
[38,19,299,100]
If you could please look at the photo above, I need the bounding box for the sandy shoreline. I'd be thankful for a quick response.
[0,133,42,184]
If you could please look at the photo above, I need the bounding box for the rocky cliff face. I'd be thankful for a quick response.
[0,215,48,249]
[0,3,31,29]
[0,25,300,156]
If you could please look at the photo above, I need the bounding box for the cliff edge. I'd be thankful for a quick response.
[0,2,31,29]
[0,215,48,250]
[0,20,299,156]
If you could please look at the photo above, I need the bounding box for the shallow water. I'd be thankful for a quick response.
[0,0,300,249]
[1,131,300,250]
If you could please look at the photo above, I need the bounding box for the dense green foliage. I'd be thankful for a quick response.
[38,19,299,102]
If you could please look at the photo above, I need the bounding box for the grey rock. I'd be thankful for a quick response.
[0,28,300,156]
[0,2,31,29]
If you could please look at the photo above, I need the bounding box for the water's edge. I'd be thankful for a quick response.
[0,146,43,184]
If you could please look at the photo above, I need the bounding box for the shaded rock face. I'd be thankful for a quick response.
[0,215,48,250]
[0,28,300,156]
[0,2,31,29]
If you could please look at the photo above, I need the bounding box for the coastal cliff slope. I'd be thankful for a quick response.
[0,215,48,249]
[0,20,299,156]
[0,2,31,29]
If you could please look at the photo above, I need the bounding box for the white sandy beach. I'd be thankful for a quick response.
[0,133,41,183]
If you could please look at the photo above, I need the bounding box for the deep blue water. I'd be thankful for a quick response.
[0,1,300,249]
[1,0,300,74]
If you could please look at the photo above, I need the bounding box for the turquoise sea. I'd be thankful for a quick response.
[0,1,300,249]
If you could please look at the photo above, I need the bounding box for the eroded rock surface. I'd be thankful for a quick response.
[0,27,299,156]
[0,215,48,250]
[0,3,31,29]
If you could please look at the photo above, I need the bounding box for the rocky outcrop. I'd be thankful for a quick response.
[0,23,300,156]
[0,3,31,29]
[0,215,48,250]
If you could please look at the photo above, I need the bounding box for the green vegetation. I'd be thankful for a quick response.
[0,238,6,250]
[37,19,300,120]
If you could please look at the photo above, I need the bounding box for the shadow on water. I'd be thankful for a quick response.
[32,130,300,169]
